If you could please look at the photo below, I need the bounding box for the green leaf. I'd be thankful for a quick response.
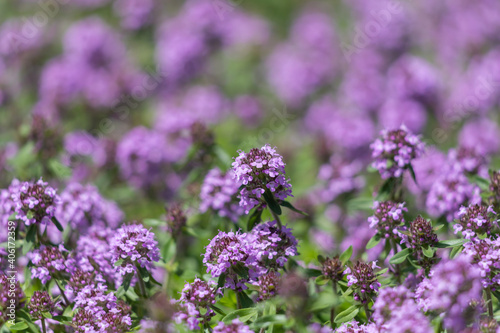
[263,189,282,216]
[233,262,250,279]
[122,273,134,291]
[422,246,435,258]
[51,217,64,232]
[435,239,468,248]
[48,159,72,179]
[280,201,308,216]
[42,312,52,319]
[9,322,29,330]
[334,305,359,324]
[304,268,322,278]
[210,305,227,316]
[9,321,28,331]
[217,273,227,289]
[317,255,326,264]
[247,208,263,231]
[161,238,176,262]
[449,245,463,259]
[339,246,353,265]
[389,248,411,265]
[222,308,258,323]
[114,259,124,267]
[26,224,36,243]
[376,268,389,276]
[315,275,329,286]
[252,314,288,328]
[366,235,381,249]
[433,224,445,232]
[408,164,417,184]
[347,197,374,212]
[467,175,490,191]
[238,291,254,308]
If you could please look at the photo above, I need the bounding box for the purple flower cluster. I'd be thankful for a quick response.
[255,271,281,302]
[453,204,496,239]
[40,17,141,109]
[203,221,298,290]
[345,261,381,304]
[29,244,76,284]
[110,224,160,275]
[265,10,337,107]
[203,231,261,291]
[213,319,253,333]
[317,156,364,203]
[200,168,244,222]
[249,220,298,269]
[0,274,24,326]
[75,227,122,288]
[415,256,483,332]
[463,237,500,289]
[321,256,344,283]
[174,278,221,329]
[335,320,377,333]
[426,166,481,222]
[73,284,132,332]
[367,201,407,240]
[12,178,59,226]
[27,291,56,320]
[370,125,424,179]
[116,126,183,190]
[56,182,123,233]
[372,286,432,332]
[232,144,292,213]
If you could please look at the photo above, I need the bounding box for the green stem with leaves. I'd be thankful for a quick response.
[54,279,69,307]
[236,292,242,310]
[135,265,147,298]
[486,287,494,318]
[41,317,47,333]
[270,209,282,229]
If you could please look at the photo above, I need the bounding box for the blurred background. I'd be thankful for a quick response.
[0,0,499,272]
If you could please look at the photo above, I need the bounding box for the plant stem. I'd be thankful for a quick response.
[390,239,401,283]
[270,209,282,229]
[54,279,69,306]
[236,292,242,309]
[41,317,47,333]
[135,265,147,298]
[330,308,335,329]
[486,287,494,317]
[363,303,371,321]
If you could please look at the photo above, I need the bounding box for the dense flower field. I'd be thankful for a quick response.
[1,0,500,332]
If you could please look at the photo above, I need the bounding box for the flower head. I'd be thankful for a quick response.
[415,256,482,332]
[213,319,253,333]
[344,261,381,304]
[12,178,59,226]
[255,271,281,302]
[367,201,407,240]
[56,182,123,233]
[202,231,261,291]
[200,168,244,222]
[27,291,56,320]
[232,144,292,213]
[463,237,500,289]
[165,203,187,236]
[29,244,76,284]
[110,224,161,275]
[370,125,424,179]
[321,256,344,283]
[454,204,496,239]
[248,220,298,269]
